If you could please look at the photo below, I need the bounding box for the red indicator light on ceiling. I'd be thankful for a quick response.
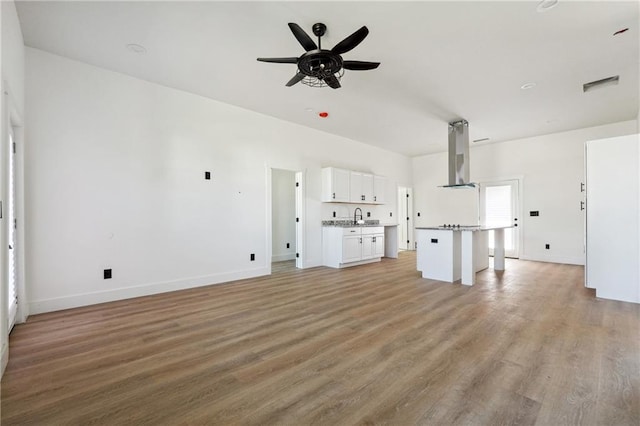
[319,112,329,118]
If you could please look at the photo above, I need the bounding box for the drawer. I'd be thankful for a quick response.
[342,227,361,236]
[361,227,384,235]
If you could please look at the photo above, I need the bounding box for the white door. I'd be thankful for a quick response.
[397,187,414,250]
[343,236,362,263]
[480,180,520,258]
[7,128,17,331]
[373,176,386,204]
[349,171,363,203]
[295,171,304,269]
[373,235,385,257]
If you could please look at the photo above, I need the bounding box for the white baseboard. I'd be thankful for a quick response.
[28,267,270,315]
[519,253,585,266]
[271,253,296,262]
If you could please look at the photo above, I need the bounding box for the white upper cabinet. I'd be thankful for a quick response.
[322,167,385,204]
[322,167,350,202]
[373,175,386,204]
[350,171,374,203]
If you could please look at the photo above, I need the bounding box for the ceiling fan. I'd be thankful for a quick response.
[257,22,380,89]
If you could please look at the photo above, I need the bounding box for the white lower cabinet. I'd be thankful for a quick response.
[323,227,385,268]
[342,235,363,263]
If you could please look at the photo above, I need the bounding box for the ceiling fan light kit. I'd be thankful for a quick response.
[257,22,380,89]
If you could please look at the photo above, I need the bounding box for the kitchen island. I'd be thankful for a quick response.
[415,226,511,285]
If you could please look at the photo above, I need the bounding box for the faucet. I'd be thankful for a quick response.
[354,207,363,224]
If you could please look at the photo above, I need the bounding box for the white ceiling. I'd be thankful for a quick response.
[15,1,639,157]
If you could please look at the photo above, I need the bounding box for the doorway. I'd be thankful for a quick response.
[271,168,303,270]
[397,186,414,251]
[479,179,520,258]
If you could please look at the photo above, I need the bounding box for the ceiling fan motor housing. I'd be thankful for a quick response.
[298,50,343,78]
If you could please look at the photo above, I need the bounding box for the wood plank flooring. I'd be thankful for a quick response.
[2,252,639,425]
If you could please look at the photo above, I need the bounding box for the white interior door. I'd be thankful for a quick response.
[397,186,414,250]
[7,128,17,331]
[295,171,304,269]
[480,180,519,258]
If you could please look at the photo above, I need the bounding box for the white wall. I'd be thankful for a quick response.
[271,168,295,262]
[413,120,637,265]
[25,48,412,314]
[1,0,26,376]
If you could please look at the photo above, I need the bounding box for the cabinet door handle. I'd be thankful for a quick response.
[374,196,377,201]
[361,195,365,201]
[332,192,335,199]
[359,238,362,243]
[580,182,585,193]
[580,201,585,211]
[373,237,376,242]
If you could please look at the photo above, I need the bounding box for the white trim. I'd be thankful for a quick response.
[272,253,296,262]
[28,267,270,315]
[265,165,273,275]
[519,254,584,266]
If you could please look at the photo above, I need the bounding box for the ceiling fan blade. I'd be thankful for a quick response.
[343,60,380,71]
[257,57,298,64]
[324,74,341,89]
[288,23,318,51]
[331,26,369,55]
[286,72,306,87]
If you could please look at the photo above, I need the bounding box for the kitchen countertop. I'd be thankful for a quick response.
[416,225,513,232]
[322,220,398,228]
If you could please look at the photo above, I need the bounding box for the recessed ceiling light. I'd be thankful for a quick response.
[536,0,558,12]
[126,43,147,54]
[520,82,537,90]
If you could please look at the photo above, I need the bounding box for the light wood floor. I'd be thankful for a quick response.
[2,252,639,425]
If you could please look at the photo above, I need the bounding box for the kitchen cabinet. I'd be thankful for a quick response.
[321,167,386,204]
[342,235,363,263]
[321,167,350,202]
[373,175,386,204]
[323,226,385,268]
[350,172,374,203]
[361,227,384,260]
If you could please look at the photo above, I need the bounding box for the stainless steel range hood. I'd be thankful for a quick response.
[440,119,476,188]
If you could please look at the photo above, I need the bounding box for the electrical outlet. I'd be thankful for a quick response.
[545,244,550,249]
[286,243,290,249]
[204,171,211,180]
[103,269,112,279]
[417,212,421,217]
[250,253,255,261]
[367,212,371,217]
[390,212,393,217]
[333,211,336,218]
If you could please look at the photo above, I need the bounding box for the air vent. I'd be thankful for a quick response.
[583,76,619,93]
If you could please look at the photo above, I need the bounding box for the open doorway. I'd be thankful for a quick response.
[271,168,303,272]
[397,186,414,251]
[479,179,520,258]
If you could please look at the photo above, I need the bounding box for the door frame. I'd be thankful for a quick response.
[266,166,305,272]
[477,176,523,259]
[2,83,26,376]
